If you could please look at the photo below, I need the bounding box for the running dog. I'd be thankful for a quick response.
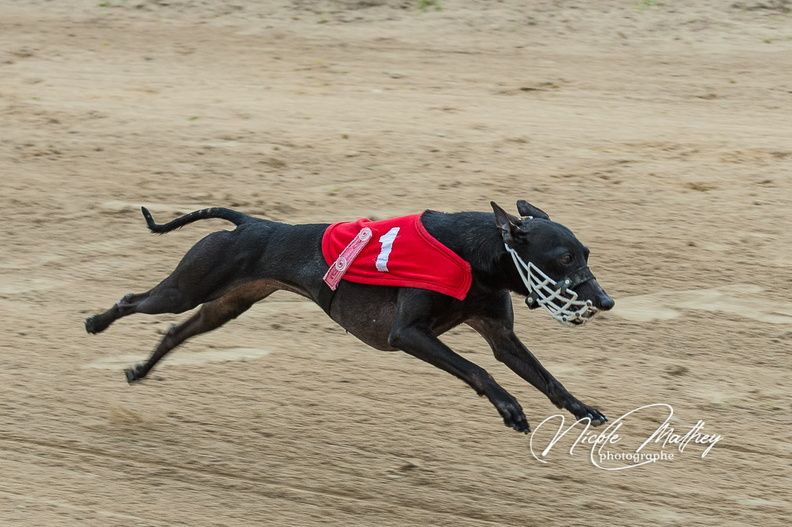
[85,200,614,433]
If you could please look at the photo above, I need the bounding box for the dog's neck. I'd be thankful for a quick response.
[421,210,528,295]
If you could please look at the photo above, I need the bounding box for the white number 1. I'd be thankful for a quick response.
[375,227,400,272]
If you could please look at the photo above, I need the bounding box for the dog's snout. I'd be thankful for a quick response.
[571,278,613,312]
[596,293,615,311]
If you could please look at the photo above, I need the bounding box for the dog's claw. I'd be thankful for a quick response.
[589,409,608,426]
[567,400,607,426]
[515,420,531,434]
[588,412,605,426]
[503,416,530,433]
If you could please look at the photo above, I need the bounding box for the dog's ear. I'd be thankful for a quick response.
[491,201,523,244]
[516,199,550,220]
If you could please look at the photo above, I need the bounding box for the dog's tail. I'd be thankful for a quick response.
[141,206,252,234]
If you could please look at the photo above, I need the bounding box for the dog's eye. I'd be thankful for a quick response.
[560,253,573,265]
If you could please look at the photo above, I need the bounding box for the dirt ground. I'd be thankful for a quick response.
[1,1,791,525]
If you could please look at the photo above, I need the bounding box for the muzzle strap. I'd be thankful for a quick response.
[504,244,598,325]
[557,266,594,292]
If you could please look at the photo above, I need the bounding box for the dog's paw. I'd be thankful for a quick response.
[508,414,531,434]
[85,314,113,334]
[567,400,608,426]
[85,316,101,335]
[492,395,531,433]
[124,364,145,384]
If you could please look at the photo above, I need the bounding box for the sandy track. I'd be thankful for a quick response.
[1,1,790,525]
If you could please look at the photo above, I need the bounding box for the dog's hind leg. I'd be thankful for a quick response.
[85,230,251,334]
[84,282,206,334]
[124,281,277,383]
[84,291,153,334]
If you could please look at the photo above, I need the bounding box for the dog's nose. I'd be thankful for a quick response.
[596,293,615,311]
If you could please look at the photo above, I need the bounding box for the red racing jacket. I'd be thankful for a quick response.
[321,213,473,300]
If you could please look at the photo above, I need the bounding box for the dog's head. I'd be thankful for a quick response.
[491,200,614,325]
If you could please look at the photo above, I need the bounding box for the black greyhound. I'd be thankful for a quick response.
[85,200,614,433]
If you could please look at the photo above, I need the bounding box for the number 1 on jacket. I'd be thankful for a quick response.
[375,227,400,272]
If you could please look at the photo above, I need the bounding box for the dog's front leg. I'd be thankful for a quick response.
[388,323,530,433]
[469,318,607,426]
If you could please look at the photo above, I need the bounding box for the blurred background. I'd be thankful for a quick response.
[1,1,790,525]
